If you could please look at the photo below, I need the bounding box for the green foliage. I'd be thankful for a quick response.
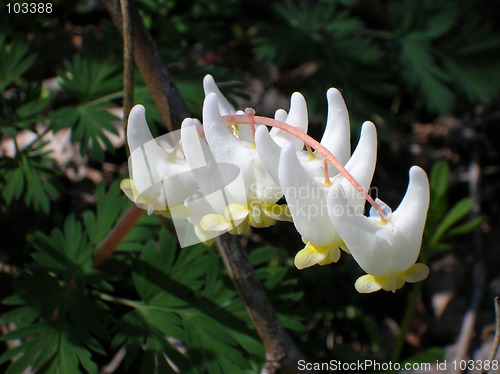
[1,183,306,373]
[402,347,445,366]
[0,147,59,214]
[58,55,123,102]
[252,0,500,119]
[2,1,497,372]
[0,212,109,373]
[0,35,36,92]
[424,160,484,254]
[49,54,122,160]
[113,229,262,373]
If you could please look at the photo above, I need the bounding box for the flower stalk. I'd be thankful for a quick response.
[223,113,387,220]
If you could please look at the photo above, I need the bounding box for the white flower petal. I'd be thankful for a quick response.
[270,92,308,151]
[127,105,155,152]
[389,166,430,271]
[334,121,377,210]
[203,93,250,163]
[328,185,394,276]
[255,125,281,185]
[203,74,236,115]
[279,144,335,246]
[320,88,351,165]
[274,108,287,122]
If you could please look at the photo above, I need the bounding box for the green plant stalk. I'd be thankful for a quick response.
[390,240,431,364]
[390,278,424,363]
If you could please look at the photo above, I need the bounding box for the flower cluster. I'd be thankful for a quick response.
[121,75,430,293]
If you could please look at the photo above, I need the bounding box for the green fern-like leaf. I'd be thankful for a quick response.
[0,35,36,92]
[0,150,59,214]
[112,229,263,373]
[50,101,120,160]
[397,34,454,114]
[59,54,122,102]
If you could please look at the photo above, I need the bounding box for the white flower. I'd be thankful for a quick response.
[120,104,194,217]
[256,88,350,185]
[329,166,430,293]
[190,93,292,235]
[277,121,377,269]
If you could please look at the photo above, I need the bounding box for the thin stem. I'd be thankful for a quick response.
[101,0,189,131]
[223,114,386,219]
[120,0,134,138]
[216,234,310,374]
[323,158,332,187]
[96,291,141,309]
[93,204,143,267]
[480,297,500,374]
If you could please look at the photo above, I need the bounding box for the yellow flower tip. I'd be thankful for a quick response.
[248,202,275,228]
[194,225,216,246]
[200,214,231,231]
[399,263,430,283]
[356,273,405,293]
[355,275,383,293]
[224,204,250,222]
[355,265,429,294]
[294,241,340,269]
[339,240,350,254]
[120,179,136,202]
[261,203,293,223]
[323,179,332,188]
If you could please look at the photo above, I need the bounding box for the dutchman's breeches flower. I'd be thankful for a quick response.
[193,93,292,237]
[277,121,377,269]
[329,166,430,293]
[121,74,431,293]
[121,104,195,217]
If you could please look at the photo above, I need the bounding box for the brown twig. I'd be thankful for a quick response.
[480,297,500,374]
[120,0,134,136]
[100,4,310,370]
[216,234,310,374]
[100,346,127,374]
[93,204,143,267]
[100,0,189,131]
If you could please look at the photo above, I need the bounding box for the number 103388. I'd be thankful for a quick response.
[6,2,53,14]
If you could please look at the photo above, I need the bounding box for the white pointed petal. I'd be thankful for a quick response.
[320,88,350,165]
[389,166,430,271]
[255,126,281,185]
[181,117,217,176]
[203,93,246,163]
[202,74,236,115]
[328,185,393,276]
[286,92,309,134]
[126,105,171,199]
[270,92,308,151]
[335,121,377,210]
[127,105,153,152]
[279,144,334,245]
[274,109,287,122]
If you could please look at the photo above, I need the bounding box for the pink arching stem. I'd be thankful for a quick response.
[223,113,387,220]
